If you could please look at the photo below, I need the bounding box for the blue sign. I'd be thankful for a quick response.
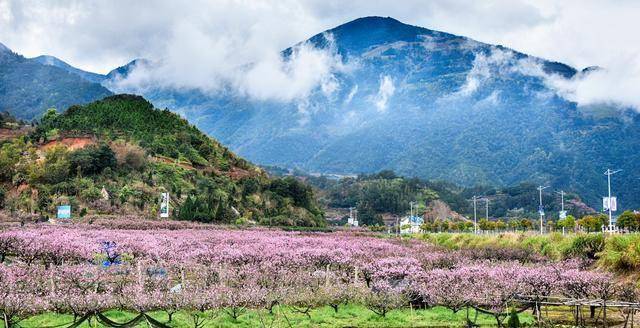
[57,205,71,219]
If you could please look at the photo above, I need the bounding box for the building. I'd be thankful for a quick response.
[400,215,424,234]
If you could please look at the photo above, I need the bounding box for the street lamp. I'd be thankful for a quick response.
[537,186,549,234]
[604,169,621,231]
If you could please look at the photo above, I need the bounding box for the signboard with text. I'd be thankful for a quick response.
[57,205,71,219]
[160,193,170,218]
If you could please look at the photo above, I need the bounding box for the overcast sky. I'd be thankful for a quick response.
[1,0,639,108]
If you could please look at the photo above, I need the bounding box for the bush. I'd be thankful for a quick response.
[598,234,640,271]
[68,144,116,176]
[561,234,604,260]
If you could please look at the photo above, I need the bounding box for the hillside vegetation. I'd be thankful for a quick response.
[0,45,112,120]
[421,232,640,273]
[301,170,594,228]
[0,94,323,226]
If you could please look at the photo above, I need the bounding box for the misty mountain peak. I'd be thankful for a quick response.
[306,16,462,56]
[0,42,11,53]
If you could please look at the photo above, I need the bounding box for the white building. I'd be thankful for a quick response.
[400,215,423,234]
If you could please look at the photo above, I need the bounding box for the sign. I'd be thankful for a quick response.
[603,197,618,211]
[559,210,567,219]
[160,193,170,218]
[610,197,617,211]
[538,205,545,216]
[57,205,71,219]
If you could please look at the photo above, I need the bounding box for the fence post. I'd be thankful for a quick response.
[603,299,607,328]
[354,266,359,284]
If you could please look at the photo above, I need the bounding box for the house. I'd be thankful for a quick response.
[400,215,424,234]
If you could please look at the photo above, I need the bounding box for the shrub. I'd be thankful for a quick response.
[68,144,116,176]
[561,234,604,260]
[598,234,640,271]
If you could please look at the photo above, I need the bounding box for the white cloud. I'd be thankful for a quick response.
[373,75,395,112]
[236,38,351,101]
[1,0,639,108]
[344,85,359,104]
[457,47,515,96]
[547,64,640,110]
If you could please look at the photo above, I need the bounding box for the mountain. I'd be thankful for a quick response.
[0,44,112,120]
[105,58,150,81]
[32,55,106,83]
[105,16,640,210]
[0,94,323,226]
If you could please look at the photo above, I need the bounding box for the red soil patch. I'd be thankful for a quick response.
[228,166,253,180]
[41,137,96,152]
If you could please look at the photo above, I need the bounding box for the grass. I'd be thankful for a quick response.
[418,232,604,260]
[418,232,640,274]
[17,304,535,327]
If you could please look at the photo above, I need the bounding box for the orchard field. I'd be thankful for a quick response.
[0,219,638,327]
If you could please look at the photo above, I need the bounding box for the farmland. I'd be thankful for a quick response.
[1,220,637,327]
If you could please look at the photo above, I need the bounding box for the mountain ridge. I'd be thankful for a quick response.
[3,17,639,210]
[0,43,112,120]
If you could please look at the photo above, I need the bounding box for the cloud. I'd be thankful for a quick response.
[1,0,639,108]
[457,48,515,96]
[372,75,395,112]
[547,64,640,110]
[235,36,351,101]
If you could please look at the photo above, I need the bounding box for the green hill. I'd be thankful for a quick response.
[0,94,324,226]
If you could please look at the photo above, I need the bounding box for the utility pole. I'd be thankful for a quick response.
[410,201,415,218]
[537,186,549,234]
[555,190,565,212]
[355,209,358,227]
[556,190,565,235]
[349,207,353,226]
[604,169,621,231]
[472,196,478,234]
[484,198,489,220]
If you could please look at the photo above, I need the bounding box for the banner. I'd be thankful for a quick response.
[160,193,170,218]
[610,197,617,211]
[57,205,71,219]
[603,197,618,211]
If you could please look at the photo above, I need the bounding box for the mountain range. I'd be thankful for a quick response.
[1,17,639,210]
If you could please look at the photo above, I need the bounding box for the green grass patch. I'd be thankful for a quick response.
[17,304,535,327]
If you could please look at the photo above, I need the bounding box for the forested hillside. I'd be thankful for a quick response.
[301,170,595,226]
[0,95,323,226]
[105,17,640,210]
[0,43,112,120]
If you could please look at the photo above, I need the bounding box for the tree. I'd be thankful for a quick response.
[577,214,607,232]
[519,218,533,231]
[42,146,70,184]
[558,215,576,231]
[479,218,495,231]
[617,210,640,231]
[68,144,116,176]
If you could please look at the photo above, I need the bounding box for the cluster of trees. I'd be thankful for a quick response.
[305,170,439,226]
[300,170,595,228]
[0,95,324,226]
[0,224,633,328]
[416,214,612,233]
[617,210,640,231]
